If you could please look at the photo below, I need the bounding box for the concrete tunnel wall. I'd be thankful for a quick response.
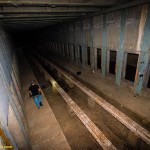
[31,4,150,93]
[0,25,30,149]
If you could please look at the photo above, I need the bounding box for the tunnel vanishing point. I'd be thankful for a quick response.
[0,0,150,150]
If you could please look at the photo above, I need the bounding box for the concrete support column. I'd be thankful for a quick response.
[101,14,107,77]
[81,20,85,68]
[70,44,74,61]
[64,43,66,58]
[49,41,52,53]
[60,42,62,56]
[55,42,57,55]
[66,43,69,60]
[74,23,78,65]
[53,41,55,54]
[62,43,65,57]
[55,41,58,55]
[50,42,53,54]
[56,42,58,55]
[134,4,150,95]
[115,9,128,86]
[90,18,94,70]
[59,42,61,56]
[57,42,59,55]
[94,47,97,70]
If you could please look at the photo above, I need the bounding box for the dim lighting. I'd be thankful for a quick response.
[52,80,56,87]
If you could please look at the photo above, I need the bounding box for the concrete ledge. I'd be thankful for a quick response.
[21,57,71,150]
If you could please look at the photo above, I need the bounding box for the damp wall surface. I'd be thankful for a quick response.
[30,4,150,94]
[0,25,30,149]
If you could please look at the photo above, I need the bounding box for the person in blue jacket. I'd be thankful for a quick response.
[29,80,43,109]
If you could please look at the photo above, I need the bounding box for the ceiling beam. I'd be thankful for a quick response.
[2,18,71,23]
[3,20,62,25]
[1,17,77,22]
[87,0,150,18]
[0,9,100,14]
[0,14,86,19]
[0,1,114,7]
[57,0,150,26]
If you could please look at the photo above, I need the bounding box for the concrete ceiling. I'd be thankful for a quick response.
[0,0,147,31]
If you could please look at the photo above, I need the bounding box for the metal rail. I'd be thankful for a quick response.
[36,53,150,145]
[30,55,117,150]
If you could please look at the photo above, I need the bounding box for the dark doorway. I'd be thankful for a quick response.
[125,53,138,82]
[68,44,70,59]
[73,45,76,61]
[65,44,67,57]
[97,48,101,69]
[87,47,91,66]
[79,46,82,63]
[61,44,63,56]
[147,75,150,88]
[109,50,116,74]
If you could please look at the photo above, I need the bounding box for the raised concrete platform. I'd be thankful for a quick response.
[21,57,71,150]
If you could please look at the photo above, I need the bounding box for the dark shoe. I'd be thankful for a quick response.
[40,102,43,106]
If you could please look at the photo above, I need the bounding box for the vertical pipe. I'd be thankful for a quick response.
[134,4,150,95]
[115,9,128,86]
[101,14,107,77]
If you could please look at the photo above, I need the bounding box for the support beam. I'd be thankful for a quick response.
[0,9,100,14]
[134,4,150,95]
[90,17,94,70]
[54,0,150,30]
[115,9,128,86]
[0,14,86,19]
[1,16,78,22]
[101,14,107,77]
[81,20,85,68]
[74,22,78,65]
[0,1,114,7]
[86,0,150,19]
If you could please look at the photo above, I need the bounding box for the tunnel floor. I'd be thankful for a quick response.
[45,54,150,128]
[30,59,101,150]
[18,52,149,150]
[27,54,150,149]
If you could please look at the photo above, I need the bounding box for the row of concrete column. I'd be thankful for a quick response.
[40,4,150,95]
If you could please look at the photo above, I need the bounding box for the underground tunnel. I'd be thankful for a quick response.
[0,0,150,150]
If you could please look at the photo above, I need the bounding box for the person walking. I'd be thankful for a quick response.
[29,80,43,109]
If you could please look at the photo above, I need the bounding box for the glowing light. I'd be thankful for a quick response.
[52,80,57,87]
